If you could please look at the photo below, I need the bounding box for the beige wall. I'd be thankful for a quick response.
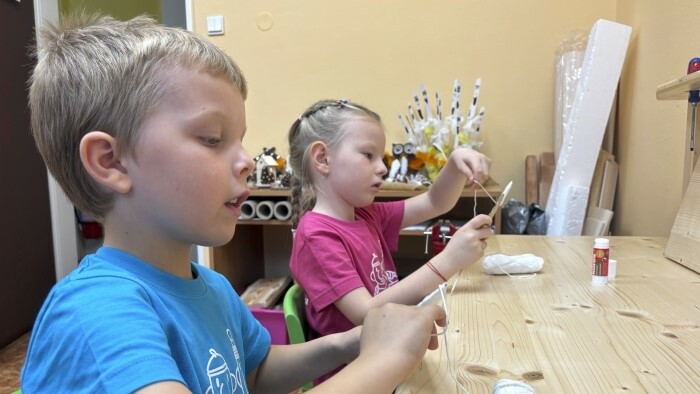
[192,1,695,236]
[615,0,700,236]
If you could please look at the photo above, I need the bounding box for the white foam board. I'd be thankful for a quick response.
[546,19,631,235]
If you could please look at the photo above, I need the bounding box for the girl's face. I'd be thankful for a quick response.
[326,118,387,208]
[120,69,254,249]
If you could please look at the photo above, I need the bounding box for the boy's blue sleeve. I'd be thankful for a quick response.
[22,276,184,393]
[22,256,272,393]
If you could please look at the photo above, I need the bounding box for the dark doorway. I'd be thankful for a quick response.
[0,1,57,348]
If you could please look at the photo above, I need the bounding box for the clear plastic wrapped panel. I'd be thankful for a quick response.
[554,30,588,161]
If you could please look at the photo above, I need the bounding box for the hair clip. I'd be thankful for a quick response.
[298,99,352,122]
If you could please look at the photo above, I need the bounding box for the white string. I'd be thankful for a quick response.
[450,270,462,294]
[495,262,537,278]
[472,179,498,218]
[426,180,511,392]
[441,270,533,394]
[431,284,449,336]
[434,283,470,393]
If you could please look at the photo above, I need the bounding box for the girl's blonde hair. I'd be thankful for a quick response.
[287,99,382,227]
[29,13,247,220]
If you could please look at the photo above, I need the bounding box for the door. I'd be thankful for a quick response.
[0,0,57,348]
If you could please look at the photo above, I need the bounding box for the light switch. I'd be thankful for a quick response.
[206,16,224,36]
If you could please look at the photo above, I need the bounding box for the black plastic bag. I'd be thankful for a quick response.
[502,199,529,234]
[501,200,548,235]
[525,204,547,235]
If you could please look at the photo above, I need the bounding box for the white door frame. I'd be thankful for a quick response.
[33,0,79,281]
[185,0,213,268]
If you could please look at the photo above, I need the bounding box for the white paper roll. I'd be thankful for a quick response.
[273,200,293,221]
[255,200,275,220]
[240,200,258,220]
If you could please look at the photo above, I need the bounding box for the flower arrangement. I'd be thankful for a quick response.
[386,79,486,184]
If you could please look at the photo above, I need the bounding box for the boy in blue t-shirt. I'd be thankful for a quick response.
[21,13,445,393]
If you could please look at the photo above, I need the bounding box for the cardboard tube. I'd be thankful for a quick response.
[240,200,258,220]
[273,200,293,221]
[255,200,275,220]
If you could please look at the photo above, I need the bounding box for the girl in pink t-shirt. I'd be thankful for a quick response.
[287,99,492,343]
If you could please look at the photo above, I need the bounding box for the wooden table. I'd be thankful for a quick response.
[397,236,700,393]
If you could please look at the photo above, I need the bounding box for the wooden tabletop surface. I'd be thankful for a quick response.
[396,235,700,393]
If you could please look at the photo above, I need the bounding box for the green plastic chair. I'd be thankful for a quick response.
[283,283,313,391]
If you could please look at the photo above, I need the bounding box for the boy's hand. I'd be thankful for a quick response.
[357,303,446,382]
[448,147,491,189]
[440,214,492,271]
[336,326,363,364]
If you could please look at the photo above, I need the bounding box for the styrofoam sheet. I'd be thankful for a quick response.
[546,19,631,236]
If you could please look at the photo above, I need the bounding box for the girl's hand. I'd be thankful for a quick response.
[448,148,491,188]
[440,214,492,271]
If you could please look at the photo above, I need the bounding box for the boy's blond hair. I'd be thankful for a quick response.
[29,13,247,220]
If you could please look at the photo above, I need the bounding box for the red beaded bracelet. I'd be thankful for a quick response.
[426,260,448,282]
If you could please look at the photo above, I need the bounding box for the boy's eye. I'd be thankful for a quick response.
[364,152,373,159]
[201,136,222,146]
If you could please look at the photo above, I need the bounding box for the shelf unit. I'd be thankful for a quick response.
[657,71,700,190]
[201,181,503,294]
[656,71,700,274]
[656,71,700,100]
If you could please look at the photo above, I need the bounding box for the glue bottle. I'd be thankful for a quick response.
[592,238,609,285]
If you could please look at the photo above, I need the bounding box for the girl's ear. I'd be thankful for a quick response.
[80,131,132,194]
[309,141,330,175]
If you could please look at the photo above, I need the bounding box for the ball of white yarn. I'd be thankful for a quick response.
[482,253,544,275]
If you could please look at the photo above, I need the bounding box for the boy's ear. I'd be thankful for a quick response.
[309,141,330,174]
[80,131,132,194]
